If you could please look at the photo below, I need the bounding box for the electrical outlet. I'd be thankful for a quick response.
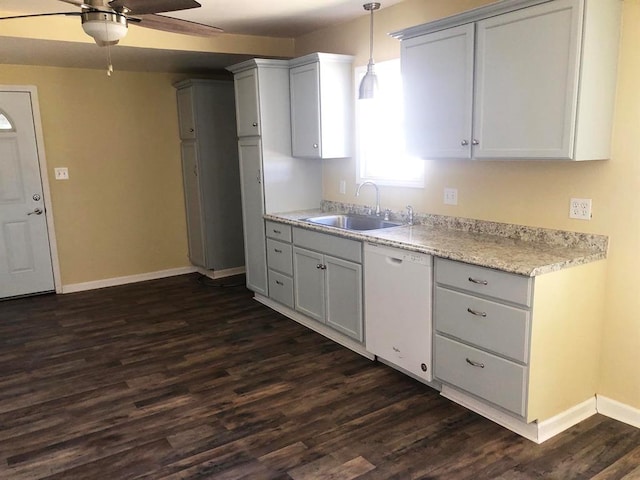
[339,180,346,195]
[444,187,458,206]
[54,167,69,180]
[569,198,592,220]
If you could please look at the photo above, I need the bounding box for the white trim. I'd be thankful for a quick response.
[61,266,197,293]
[254,294,375,361]
[440,385,597,443]
[0,85,63,294]
[597,395,640,429]
[537,397,598,443]
[197,266,246,279]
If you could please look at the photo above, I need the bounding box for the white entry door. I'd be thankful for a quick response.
[0,91,55,298]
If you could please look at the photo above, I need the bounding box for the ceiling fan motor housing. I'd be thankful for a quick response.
[81,11,128,46]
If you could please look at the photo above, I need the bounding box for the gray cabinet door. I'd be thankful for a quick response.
[180,141,205,267]
[290,62,321,158]
[473,0,580,159]
[293,247,325,322]
[325,255,363,341]
[176,87,196,139]
[402,23,474,159]
[238,138,267,295]
[234,68,261,137]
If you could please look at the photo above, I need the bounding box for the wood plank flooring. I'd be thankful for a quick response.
[0,273,638,479]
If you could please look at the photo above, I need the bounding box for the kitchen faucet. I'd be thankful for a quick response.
[356,181,381,216]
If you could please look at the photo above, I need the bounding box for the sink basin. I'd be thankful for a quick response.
[304,214,403,231]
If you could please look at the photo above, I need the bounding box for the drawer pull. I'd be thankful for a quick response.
[275,280,284,286]
[467,307,487,317]
[274,248,283,253]
[468,277,488,285]
[466,358,485,368]
[273,229,282,234]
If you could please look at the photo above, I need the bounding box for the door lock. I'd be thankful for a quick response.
[32,194,41,201]
[27,208,43,216]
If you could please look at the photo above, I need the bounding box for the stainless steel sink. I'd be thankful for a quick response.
[304,214,403,231]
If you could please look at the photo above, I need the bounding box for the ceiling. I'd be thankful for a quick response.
[1,0,404,37]
[1,0,405,74]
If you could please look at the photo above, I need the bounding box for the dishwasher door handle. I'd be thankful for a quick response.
[386,257,403,265]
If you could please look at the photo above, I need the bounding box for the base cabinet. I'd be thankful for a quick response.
[434,257,606,424]
[292,228,363,342]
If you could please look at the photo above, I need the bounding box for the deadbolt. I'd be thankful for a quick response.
[32,193,41,201]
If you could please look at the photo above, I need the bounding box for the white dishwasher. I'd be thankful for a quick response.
[364,243,433,382]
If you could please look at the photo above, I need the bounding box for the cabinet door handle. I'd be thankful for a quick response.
[466,358,485,368]
[468,277,488,285]
[316,264,326,270]
[273,229,282,234]
[274,248,282,253]
[472,139,479,145]
[256,170,261,184]
[313,143,318,149]
[467,308,487,317]
[275,280,284,286]
[189,128,194,133]
[252,122,258,127]
[461,139,469,146]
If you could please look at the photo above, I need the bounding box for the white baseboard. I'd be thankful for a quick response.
[597,395,640,429]
[61,266,198,293]
[254,294,375,361]
[197,266,245,279]
[440,385,597,443]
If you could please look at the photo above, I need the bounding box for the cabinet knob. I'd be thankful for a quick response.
[472,139,479,145]
[313,143,318,149]
[252,122,258,127]
[316,264,326,270]
[461,140,469,146]
[189,128,194,133]
[421,363,428,372]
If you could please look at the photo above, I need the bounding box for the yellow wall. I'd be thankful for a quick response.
[296,0,640,410]
[0,64,191,285]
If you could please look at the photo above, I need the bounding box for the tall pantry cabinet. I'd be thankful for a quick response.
[174,79,245,272]
[227,59,322,295]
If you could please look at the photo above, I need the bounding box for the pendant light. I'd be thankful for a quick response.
[359,2,381,100]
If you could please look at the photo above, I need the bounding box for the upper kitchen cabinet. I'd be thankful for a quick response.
[393,0,621,161]
[233,67,261,137]
[289,53,354,159]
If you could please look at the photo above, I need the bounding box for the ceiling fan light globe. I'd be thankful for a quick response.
[81,11,128,45]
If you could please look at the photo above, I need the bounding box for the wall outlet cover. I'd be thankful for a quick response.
[444,188,458,206]
[569,198,592,220]
[54,167,69,180]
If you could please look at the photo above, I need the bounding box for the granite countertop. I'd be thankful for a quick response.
[264,208,608,277]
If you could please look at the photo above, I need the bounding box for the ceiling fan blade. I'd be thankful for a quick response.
[108,0,201,15]
[135,14,222,36]
[0,12,83,20]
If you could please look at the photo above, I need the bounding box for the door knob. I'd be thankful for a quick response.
[28,208,43,216]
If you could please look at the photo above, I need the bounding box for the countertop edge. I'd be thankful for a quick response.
[264,212,607,277]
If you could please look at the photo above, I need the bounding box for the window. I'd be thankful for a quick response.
[355,59,424,188]
[0,111,14,131]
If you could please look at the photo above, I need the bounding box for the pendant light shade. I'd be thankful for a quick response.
[359,2,381,100]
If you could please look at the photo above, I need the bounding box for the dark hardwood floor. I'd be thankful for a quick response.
[0,274,638,479]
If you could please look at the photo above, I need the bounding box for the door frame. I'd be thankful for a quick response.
[1,85,62,294]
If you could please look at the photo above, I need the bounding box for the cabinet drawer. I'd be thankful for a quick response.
[293,227,361,263]
[266,239,292,275]
[435,258,532,306]
[265,221,292,242]
[435,334,527,417]
[268,270,294,308]
[435,286,530,363]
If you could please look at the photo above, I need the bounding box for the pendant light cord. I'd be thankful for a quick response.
[369,6,374,65]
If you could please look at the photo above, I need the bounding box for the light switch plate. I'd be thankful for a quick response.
[444,188,458,206]
[54,167,69,180]
[569,198,592,220]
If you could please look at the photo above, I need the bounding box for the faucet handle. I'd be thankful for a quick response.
[406,205,414,225]
[384,209,391,221]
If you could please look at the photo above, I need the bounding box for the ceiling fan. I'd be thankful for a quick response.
[0,0,223,47]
